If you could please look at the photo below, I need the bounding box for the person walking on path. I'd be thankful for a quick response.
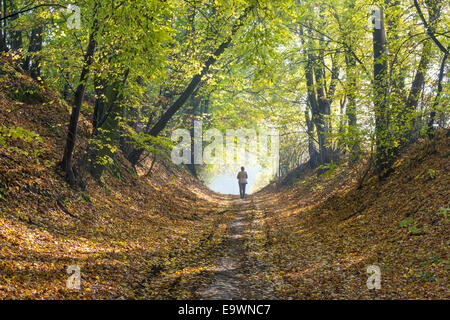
[237,166,248,199]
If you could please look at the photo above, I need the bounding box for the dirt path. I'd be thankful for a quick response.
[195,196,278,299]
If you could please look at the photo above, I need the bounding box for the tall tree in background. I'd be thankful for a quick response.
[0,0,7,51]
[300,21,340,167]
[8,0,22,50]
[61,3,99,184]
[371,5,390,176]
[23,26,43,79]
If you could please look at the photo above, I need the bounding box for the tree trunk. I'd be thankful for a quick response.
[313,45,330,165]
[414,0,447,56]
[61,16,98,185]
[88,69,129,179]
[372,5,390,176]
[29,27,42,79]
[23,26,43,77]
[305,104,320,168]
[427,52,448,135]
[345,49,360,163]
[8,0,21,50]
[0,0,6,52]
[401,41,431,141]
[302,36,321,169]
[186,95,199,177]
[313,42,339,165]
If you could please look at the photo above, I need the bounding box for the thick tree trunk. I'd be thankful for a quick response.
[29,27,42,79]
[23,26,43,76]
[313,47,330,165]
[386,0,406,107]
[8,0,21,50]
[303,44,321,169]
[372,6,390,176]
[313,44,339,165]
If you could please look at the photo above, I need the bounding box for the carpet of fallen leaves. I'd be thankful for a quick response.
[253,133,449,299]
[0,55,448,299]
[0,56,232,299]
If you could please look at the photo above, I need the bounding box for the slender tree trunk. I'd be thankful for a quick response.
[305,103,319,168]
[188,94,203,177]
[414,0,448,56]
[0,0,7,51]
[345,49,360,163]
[61,15,99,184]
[145,155,157,178]
[401,41,431,141]
[399,0,443,143]
[427,52,448,135]
[148,40,232,138]
[92,71,107,134]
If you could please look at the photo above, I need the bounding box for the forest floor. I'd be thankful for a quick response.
[262,136,449,299]
[193,197,277,299]
[188,133,449,300]
[0,55,448,299]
